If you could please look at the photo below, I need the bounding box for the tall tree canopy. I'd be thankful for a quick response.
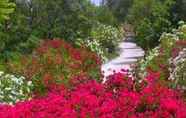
[0,0,97,55]
[126,0,175,49]
[104,0,133,22]
[170,0,186,24]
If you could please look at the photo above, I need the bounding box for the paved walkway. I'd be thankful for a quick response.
[101,38,144,80]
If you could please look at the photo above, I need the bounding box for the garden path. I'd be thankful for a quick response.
[101,36,145,81]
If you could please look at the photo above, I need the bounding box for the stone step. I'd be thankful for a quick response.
[119,48,144,53]
[118,42,137,49]
[102,64,131,77]
[120,52,144,58]
[101,40,145,79]
[110,57,138,64]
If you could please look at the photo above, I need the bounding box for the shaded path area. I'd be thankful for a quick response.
[101,37,145,79]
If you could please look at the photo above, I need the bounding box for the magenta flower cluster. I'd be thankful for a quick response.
[0,72,186,118]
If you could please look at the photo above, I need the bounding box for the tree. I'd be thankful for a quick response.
[0,0,15,61]
[170,0,186,25]
[93,6,118,26]
[127,0,175,49]
[0,0,97,56]
[104,0,133,23]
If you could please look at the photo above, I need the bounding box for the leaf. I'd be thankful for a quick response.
[0,0,15,22]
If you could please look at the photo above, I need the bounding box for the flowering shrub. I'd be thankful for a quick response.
[76,38,108,62]
[137,46,160,78]
[136,32,179,79]
[151,24,186,81]
[169,48,186,89]
[138,22,186,81]
[166,22,186,56]
[90,23,123,53]
[75,23,123,62]
[176,21,186,39]
[0,71,33,105]
[0,72,186,117]
[1,24,186,117]
[8,39,102,95]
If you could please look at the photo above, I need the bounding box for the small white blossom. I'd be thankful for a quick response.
[0,71,4,76]
[0,72,33,105]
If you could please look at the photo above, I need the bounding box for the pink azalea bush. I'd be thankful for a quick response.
[0,72,186,118]
[7,39,102,95]
[0,33,186,117]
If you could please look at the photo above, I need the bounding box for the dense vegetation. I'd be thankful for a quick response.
[0,0,185,57]
[0,0,186,117]
[104,0,186,49]
[0,0,15,22]
[0,0,122,62]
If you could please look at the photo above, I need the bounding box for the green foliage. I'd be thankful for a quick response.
[0,5,36,56]
[170,0,186,24]
[127,0,175,49]
[137,46,160,78]
[105,0,133,23]
[90,22,123,53]
[76,38,108,62]
[0,0,15,22]
[177,21,186,39]
[0,0,16,59]
[137,22,186,87]
[159,32,179,57]
[0,0,123,62]
[76,22,123,62]
[27,0,94,40]
[0,0,96,58]
[93,6,118,26]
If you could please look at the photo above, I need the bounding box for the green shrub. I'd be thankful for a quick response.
[0,0,15,22]
[137,22,186,89]
[0,71,33,105]
[127,0,175,49]
[90,23,123,54]
[137,46,160,78]
[76,38,108,62]
[176,21,186,39]
[76,23,123,62]
[169,49,186,89]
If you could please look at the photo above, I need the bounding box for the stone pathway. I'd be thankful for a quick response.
[101,38,145,80]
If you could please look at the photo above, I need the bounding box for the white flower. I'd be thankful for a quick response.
[5,88,12,91]
[178,21,185,26]
[0,71,33,105]
[0,71,4,76]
